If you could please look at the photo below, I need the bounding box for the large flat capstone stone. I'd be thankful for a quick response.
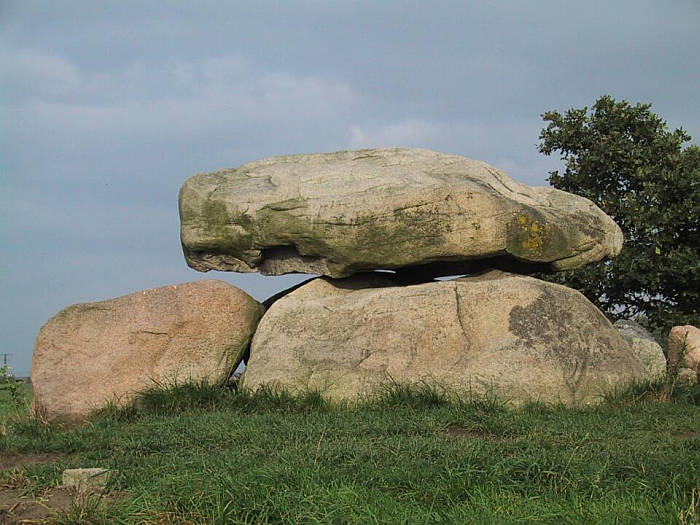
[242,271,644,406]
[179,148,623,278]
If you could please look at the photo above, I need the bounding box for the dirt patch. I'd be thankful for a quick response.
[0,485,118,524]
[0,488,25,508]
[0,455,120,522]
[0,453,66,472]
[0,486,73,524]
[672,431,700,440]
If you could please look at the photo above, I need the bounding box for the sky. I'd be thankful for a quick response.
[1,1,699,376]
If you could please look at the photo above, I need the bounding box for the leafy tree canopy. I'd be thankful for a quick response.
[538,95,699,336]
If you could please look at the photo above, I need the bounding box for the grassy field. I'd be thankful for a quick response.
[1,380,699,524]
[0,381,31,422]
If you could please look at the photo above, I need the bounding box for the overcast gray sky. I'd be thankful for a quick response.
[1,1,698,376]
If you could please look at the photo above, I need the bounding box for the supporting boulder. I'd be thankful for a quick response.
[668,325,700,384]
[179,148,622,278]
[242,271,643,405]
[31,280,264,421]
[614,320,667,380]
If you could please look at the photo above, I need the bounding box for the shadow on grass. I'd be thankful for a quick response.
[7,373,699,430]
[80,374,700,427]
[96,379,517,424]
[95,380,331,423]
[369,380,452,409]
[603,375,700,406]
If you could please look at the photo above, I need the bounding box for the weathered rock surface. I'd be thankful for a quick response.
[242,271,643,405]
[668,325,700,384]
[32,280,264,421]
[614,319,667,379]
[179,148,623,278]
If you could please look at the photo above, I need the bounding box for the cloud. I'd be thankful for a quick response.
[349,119,441,149]
[346,117,557,185]
[1,47,361,168]
[0,47,81,102]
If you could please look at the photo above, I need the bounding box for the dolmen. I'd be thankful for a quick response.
[179,148,645,404]
[32,148,658,421]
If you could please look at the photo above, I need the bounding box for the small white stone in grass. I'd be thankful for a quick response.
[62,468,115,493]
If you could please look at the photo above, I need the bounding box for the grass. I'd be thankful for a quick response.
[1,380,699,524]
[0,381,31,422]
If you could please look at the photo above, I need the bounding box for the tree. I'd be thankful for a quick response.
[537,95,699,336]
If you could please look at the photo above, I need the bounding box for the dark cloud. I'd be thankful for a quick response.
[1,0,698,375]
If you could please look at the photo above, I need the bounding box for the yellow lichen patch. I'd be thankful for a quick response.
[512,213,553,256]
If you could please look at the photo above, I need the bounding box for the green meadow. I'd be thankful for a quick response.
[1,380,698,524]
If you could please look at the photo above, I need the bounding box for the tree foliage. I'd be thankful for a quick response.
[538,95,699,335]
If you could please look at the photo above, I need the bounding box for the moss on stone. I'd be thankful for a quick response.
[201,200,232,244]
[197,199,256,256]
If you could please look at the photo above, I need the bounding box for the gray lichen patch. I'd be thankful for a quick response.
[509,287,587,364]
[508,285,642,403]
